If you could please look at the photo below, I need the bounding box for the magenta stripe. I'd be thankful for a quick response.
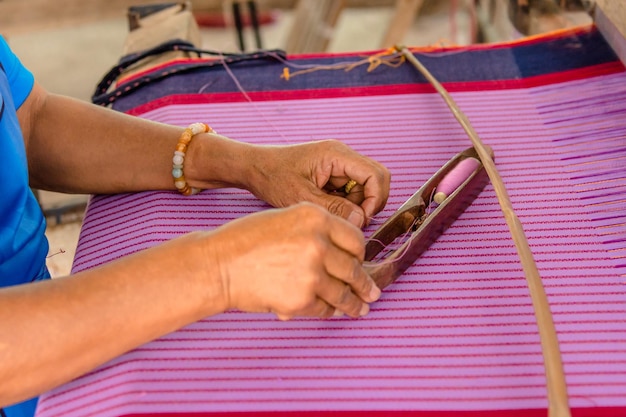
[36,71,626,417]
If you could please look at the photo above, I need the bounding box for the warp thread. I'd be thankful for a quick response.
[216,50,478,265]
[277,48,405,81]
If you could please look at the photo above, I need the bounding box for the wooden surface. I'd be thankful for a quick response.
[0,0,398,36]
[0,0,162,35]
[285,0,347,53]
[380,0,425,48]
[595,0,626,39]
[594,0,626,66]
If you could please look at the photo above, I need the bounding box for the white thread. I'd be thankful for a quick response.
[219,53,291,143]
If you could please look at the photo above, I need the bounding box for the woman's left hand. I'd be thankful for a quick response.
[244,140,391,228]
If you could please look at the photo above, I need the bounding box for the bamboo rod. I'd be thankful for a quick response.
[396,45,571,417]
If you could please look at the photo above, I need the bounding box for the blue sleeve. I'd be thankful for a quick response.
[0,36,35,109]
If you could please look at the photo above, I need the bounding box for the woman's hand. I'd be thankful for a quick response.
[244,140,391,228]
[201,202,381,320]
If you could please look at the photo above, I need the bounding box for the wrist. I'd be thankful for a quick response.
[183,132,257,191]
[192,227,253,313]
[189,230,233,313]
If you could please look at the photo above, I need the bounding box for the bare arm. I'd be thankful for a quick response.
[18,83,390,225]
[2,84,387,406]
[19,83,254,195]
[0,229,226,406]
[0,203,380,406]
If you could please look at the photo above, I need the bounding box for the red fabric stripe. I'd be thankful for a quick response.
[124,62,625,116]
[118,25,599,86]
[120,406,626,417]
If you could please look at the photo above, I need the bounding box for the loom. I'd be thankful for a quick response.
[35,2,626,416]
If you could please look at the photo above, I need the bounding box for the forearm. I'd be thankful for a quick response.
[21,84,390,222]
[0,231,227,406]
[25,85,255,194]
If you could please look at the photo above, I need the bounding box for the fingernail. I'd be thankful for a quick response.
[333,309,344,317]
[347,211,364,228]
[359,303,370,317]
[369,284,381,302]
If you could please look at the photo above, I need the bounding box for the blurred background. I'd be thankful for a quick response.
[0,0,594,276]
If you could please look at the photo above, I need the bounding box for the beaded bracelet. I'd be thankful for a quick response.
[172,122,215,196]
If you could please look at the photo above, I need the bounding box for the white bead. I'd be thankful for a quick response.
[173,154,184,165]
[173,123,210,196]
[189,123,205,135]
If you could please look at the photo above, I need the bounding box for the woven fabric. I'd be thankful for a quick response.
[35,27,626,417]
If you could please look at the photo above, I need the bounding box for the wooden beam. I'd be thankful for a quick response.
[594,0,626,66]
[285,0,347,54]
[379,0,425,48]
[595,0,626,40]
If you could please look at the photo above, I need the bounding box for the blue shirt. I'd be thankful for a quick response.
[0,37,49,287]
[0,36,49,417]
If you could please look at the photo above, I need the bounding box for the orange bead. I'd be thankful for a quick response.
[173,123,210,196]
[179,131,193,144]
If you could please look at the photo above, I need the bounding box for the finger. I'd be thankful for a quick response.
[324,211,367,261]
[311,298,338,318]
[302,185,367,228]
[311,141,390,220]
[349,171,390,224]
[317,277,370,318]
[322,171,390,227]
[323,244,381,304]
[274,297,335,320]
[344,184,365,205]
[322,177,353,193]
[324,181,366,206]
[333,163,390,223]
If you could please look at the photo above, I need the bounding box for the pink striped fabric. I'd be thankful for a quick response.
[36,71,626,416]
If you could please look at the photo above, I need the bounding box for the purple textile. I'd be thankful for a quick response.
[35,67,626,416]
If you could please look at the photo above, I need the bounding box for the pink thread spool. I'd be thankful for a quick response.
[433,157,481,204]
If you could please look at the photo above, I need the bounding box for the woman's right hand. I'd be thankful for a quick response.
[200,202,381,320]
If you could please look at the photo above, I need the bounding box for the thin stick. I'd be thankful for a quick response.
[397,46,571,417]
